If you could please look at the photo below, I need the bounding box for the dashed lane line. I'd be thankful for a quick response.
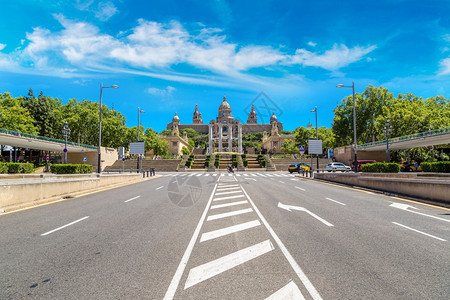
[325,197,346,206]
[124,195,141,203]
[41,216,89,236]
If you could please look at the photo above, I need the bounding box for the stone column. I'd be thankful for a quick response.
[228,125,233,152]
[238,125,243,153]
[219,125,223,152]
[208,124,213,154]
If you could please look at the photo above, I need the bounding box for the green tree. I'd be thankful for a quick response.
[281,139,297,155]
[0,92,37,134]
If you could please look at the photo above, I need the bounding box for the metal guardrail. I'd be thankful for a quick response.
[0,128,97,149]
[358,127,450,149]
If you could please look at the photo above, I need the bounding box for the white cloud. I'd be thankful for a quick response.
[288,44,377,71]
[146,86,176,97]
[95,2,118,21]
[0,43,6,51]
[438,57,450,75]
[308,41,317,47]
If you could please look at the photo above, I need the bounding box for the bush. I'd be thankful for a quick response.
[50,164,93,174]
[4,162,34,173]
[243,159,248,167]
[214,155,220,168]
[0,163,8,174]
[361,162,400,173]
[421,161,450,173]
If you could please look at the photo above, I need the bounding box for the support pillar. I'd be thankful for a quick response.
[208,124,213,154]
[219,125,223,152]
[228,125,233,152]
[238,125,243,153]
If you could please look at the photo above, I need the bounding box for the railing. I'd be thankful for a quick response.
[358,127,450,149]
[0,128,97,149]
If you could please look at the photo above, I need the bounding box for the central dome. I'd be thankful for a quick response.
[219,96,231,111]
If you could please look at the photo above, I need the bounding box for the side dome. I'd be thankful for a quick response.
[172,112,180,122]
[270,111,278,123]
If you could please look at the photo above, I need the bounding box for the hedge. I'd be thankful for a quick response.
[1,162,34,174]
[420,161,450,173]
[50,164,93,174]
[361,162,400,173]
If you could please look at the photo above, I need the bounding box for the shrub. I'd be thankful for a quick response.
[4,162,34,173]
[243,159,248,167]
[421,161,450,173]
[361,162,400,173]
[50,164,93,174]
[0,163,8,174]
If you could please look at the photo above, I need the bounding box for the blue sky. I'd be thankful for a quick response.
[0,0,449,132]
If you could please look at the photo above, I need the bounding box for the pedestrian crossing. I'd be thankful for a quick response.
[161,172,296,178]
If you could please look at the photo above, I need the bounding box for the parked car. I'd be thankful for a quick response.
[288,163,311,173]
[353,160,377,171]
[401,163,422,172]
[326,162,351,172]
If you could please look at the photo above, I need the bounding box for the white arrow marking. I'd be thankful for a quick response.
[278,202,334,227]
[390,203,450,223]
[265,281,305,300]
[184,240,274,289]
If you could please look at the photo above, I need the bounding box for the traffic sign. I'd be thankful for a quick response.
[298,145,305,156]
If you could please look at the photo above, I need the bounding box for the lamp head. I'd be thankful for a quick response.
[336,84,344,88]
[111,85,119,89]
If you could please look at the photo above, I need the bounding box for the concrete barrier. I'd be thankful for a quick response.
[0,173,150,213]
[315,172,450,205]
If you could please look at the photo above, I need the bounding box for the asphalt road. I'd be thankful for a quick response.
[1,172,449,299]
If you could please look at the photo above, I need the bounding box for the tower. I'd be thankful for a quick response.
[192,104,203,124]
[247,103,257,124]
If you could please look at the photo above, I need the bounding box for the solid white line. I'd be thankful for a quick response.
[124,195,141,203]
[207,208,253,221]
[392,222,447,241]
[41,216,89,236]
[210,200,248,209]
[295,186,306,191]
[155,186,164,191]
[164,184,218,300]
[240,185,323,300]
[184,240,274,289]
[214,194,246,201]
[265,280,305,300]
[200,220,261,243]
[325,197,346,206]
[215,190,242,196]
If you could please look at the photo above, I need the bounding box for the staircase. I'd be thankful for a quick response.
[245,155,263,169]
[190,155,206,169]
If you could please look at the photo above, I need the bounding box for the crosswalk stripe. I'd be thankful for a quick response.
[243,174,249,176]
[216,187,241,191]
[207,208,253,221]
[196,173,203,176]
[184,240,274,289]
[200,220,261,243]
[210,200,248,210]
[215,190,242,196]
[214,194,245,200]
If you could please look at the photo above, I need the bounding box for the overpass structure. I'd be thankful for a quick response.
[0,128,97,153]
[358,127,450,151]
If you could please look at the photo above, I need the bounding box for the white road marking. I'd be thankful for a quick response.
[251,173,258,177]
[204,174,210,176]
[390,203,450,223]
[207,208,253,221]
[279,181,285,184]
[210,200,248,209]
[244,174,249,177]
[247,178,257,181]
[124,195,141,203]
[188,174,195,177]
[325,197,346,206]
[290,178,297,181]
[392,222,447,241]
[216,186,241,191]
[213,194,246,201]
[239,187,323,300]
[155,186,164,191]
[212,174,218,176]
[295,186,306,191]
[278,202,334,227]
[196,174,202,176]
[215,190,242,196]
[217,184,239,187]
[258,174,267,177]
[41,216,89,236]
[236,174,241,176]
[164,185,218,300]
[265,280,305,300]
[184,240,274,289]
[200,220,261,243]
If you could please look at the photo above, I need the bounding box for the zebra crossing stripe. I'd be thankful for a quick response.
[210,200,248,210]
[207,208,253,221]
[199,219,261,243]
[265,281,305,300]
[213,194,246,201]
[184,240,274,289]
[215,190,242,196]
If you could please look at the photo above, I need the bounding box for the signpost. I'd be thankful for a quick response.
[298,145,305,156]
[130,141,145,172]
[308,139,322,171]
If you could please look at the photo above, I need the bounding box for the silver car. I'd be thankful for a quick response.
[326,162,351,172]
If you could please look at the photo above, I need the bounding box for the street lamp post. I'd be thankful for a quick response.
[336,82,358,172]
[98,83,119,173]
[62,121,71,164]
[137,107,145,171]
[310,106,319,170]
[383,119,393,163]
